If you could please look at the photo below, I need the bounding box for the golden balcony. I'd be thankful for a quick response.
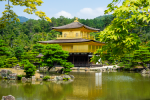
[57,34,95,40]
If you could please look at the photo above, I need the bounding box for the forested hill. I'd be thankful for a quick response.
[17,16,29,22]
[17,15,113,23]
[0,15,150,57]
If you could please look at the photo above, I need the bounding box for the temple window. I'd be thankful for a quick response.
[64,33,67,37]
[76,33,78,37]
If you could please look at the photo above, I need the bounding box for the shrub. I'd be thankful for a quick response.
[43,76,50,81]
[113,65,116,68]
[63,78,70,81]
[23,60,36,78]
[62,62,74,75]
[17,75,23,80]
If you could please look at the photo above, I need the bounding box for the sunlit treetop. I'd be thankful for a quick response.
[93,0,150,62]
[0,0,51,29]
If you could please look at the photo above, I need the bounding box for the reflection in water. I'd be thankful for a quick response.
[0,72,150,100]
[95,72,102,88]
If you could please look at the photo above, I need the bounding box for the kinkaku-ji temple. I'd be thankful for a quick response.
[39,18,105,67]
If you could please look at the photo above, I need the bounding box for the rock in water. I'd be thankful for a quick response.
[54,76,63,81]
[2,95,15,100]
[69,75,75,79]
[40,75,43,78]
[141,69,147,74]
[9,73,17,80]
[62,75,71,79]
[32,76,36,81]
[141,69,150,74]
[22,77,27,82]
[1,70,12,78]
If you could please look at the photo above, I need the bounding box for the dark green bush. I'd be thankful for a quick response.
[43,76,50,81]
[23,60,36,78]
[17,75,23,80]
[63,78,70,81]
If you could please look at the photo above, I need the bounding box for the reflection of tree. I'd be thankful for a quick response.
[22,83,36,99]
[39,82,73,100]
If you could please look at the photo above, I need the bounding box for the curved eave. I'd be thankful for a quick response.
[53,26,100,32]
[38,39,105,44]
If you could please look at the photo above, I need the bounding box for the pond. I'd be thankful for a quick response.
[0,71,150,100]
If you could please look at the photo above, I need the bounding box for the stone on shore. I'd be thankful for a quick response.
[141,69,150,74]
[2,95,15,100]
[8,73,17,80]
[22,77,27,82]
[69,75,75,79]
[54,76,63,81]
[1,69,12,78]
[62,75,71,79]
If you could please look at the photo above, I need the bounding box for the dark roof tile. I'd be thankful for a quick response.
[38,39,104,44]
[52,22,100,31]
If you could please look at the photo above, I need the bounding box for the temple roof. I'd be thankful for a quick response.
[38,39,104,44]
[52,22,100,31]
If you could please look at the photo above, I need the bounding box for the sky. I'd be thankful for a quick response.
[0,0,122,20]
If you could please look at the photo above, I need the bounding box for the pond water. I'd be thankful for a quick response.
[0,72,150,100]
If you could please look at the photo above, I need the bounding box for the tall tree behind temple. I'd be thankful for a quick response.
[1,14,150,57]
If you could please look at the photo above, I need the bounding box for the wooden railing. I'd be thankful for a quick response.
[57,34,95,40]
[62,49,96,53]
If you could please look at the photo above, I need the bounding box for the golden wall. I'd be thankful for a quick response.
[59,42,103,53]
[57,31,93,39]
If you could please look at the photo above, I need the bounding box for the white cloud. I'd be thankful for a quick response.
[35,17,40,20]
[55,11,73,18]
[77,7,106,19]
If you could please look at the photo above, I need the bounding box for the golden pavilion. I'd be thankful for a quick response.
[39,18,105,67]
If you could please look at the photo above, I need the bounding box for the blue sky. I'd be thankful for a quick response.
[0,0,121,19]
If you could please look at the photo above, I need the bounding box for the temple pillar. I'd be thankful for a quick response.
[73,54,74,64]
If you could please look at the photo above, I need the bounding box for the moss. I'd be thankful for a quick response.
[63,78,70,81]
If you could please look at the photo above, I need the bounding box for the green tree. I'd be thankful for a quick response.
[0,39,10,57]
[23,60,36,78]
[62,62,74,75]
[0,0,51,29]
[32,43,44,53]
[0,39,10,68]
[3,57,18,68]
[14,46,24,61]
[21,51,39,64]
[92,0,150,63]
[119,46,150,69]
[41,44,74,73]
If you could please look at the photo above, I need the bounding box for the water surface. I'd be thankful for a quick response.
[0,72,150,100]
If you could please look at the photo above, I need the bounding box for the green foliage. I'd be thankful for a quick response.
[113,65,116,68]
[120,46,150,69]
[0,39,10,57]
[0,0,51,29]
[17,75,24,80]
[63,78,70,81]
[14,46,24,60]
[41,44,73,72]
[32,43,44,53]
[146,41,150,47]
[43,76,50,81]
[24,60,36,78]
[93,0,150,63]
[62,62,74,75]
[0,58,4,68]
[21,51,39,64]
[3,57,18,68]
